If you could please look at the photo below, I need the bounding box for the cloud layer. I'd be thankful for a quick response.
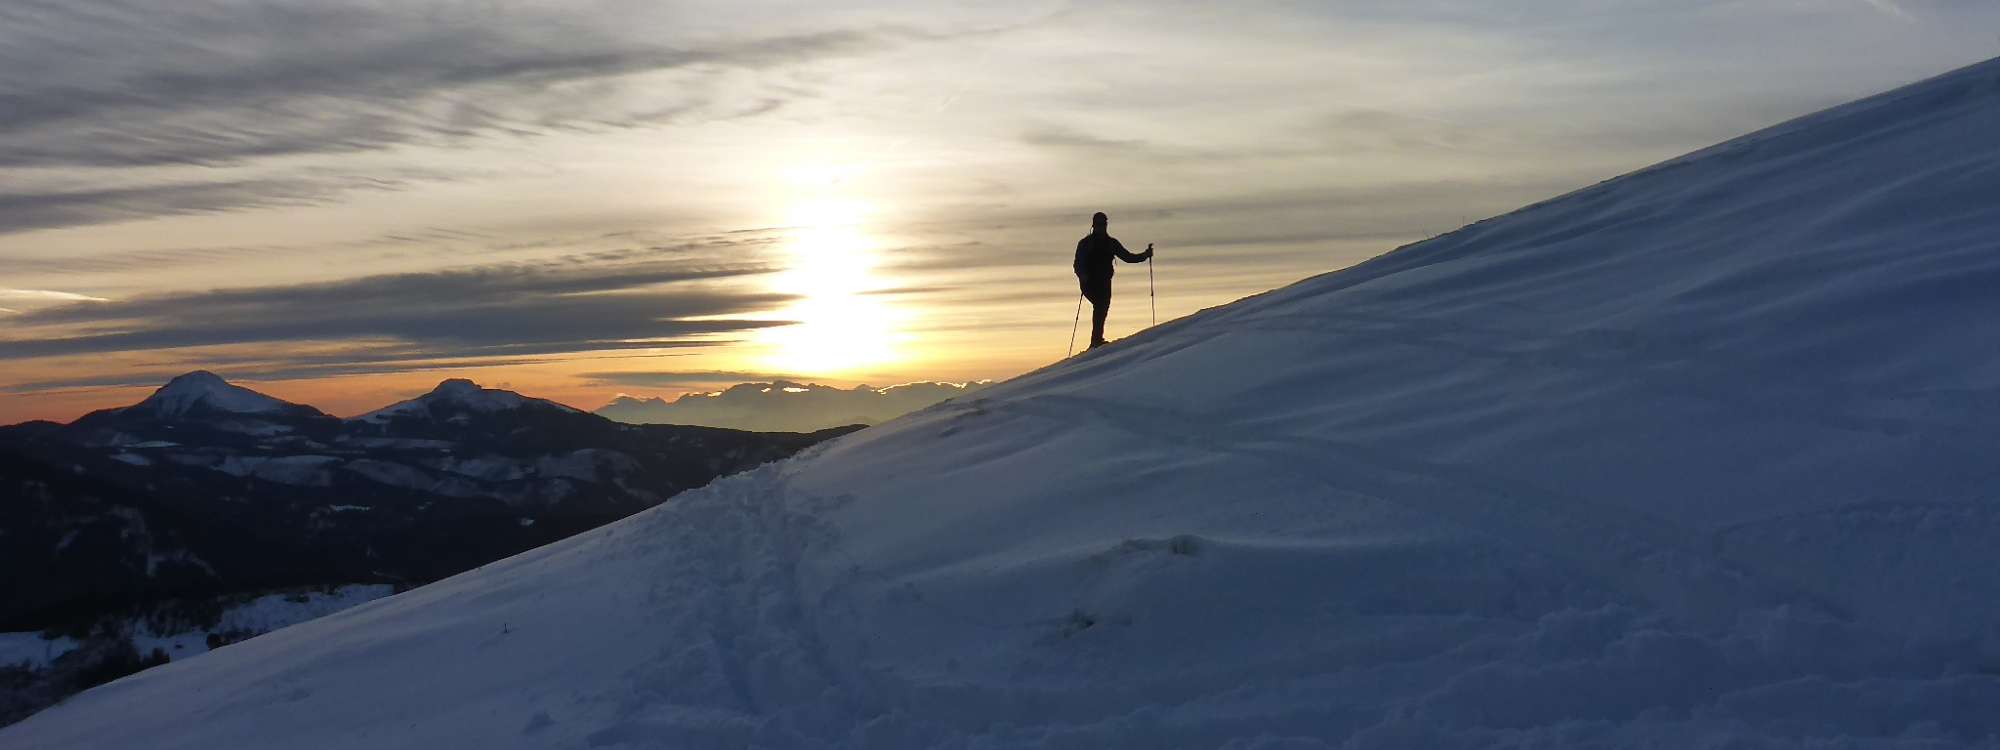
[0,1,911,169]
[0,0,941,236]
[0,258,790,377]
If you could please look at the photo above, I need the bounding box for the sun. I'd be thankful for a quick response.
[756,196,906,375]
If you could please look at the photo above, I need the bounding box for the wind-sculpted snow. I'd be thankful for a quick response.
[11,58,2000,747]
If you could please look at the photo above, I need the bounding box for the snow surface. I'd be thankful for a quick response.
[1,588,393,672]
[12,59,2000,748]
[128,585,397,659]
[208,454,341,487]
[0,633,79,670]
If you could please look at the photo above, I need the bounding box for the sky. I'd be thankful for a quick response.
[2,0,1997,423]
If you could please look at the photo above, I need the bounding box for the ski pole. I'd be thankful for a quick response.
[1148,245,1157,328]
[1067,293,1083,357]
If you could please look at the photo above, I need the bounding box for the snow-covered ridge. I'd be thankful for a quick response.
[126,371,302,418]
[11,58,2000,748]
[69,372,588,428]
[354,378,581,423]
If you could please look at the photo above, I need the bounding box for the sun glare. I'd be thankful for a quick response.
[757,193,907,376]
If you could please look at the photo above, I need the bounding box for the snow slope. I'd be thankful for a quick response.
[11,58,2000,748]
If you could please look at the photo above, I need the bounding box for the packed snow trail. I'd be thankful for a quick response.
[12,58,2000,748]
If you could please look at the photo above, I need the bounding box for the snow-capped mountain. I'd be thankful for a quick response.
[0,374,859,633]
[124,371,317,419]
[66,371,335,443]
[597,380,988,432]
[13,58,2000,748]
[356,378,575,424]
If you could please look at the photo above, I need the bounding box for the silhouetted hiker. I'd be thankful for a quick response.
[1074,211,1153,349]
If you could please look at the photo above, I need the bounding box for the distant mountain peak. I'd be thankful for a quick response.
[421,378,525,411]
[430,378,482,396]
[354,378,581,422]
[164,370,227,387]
[132,371,304,419]
[596,379,987,431]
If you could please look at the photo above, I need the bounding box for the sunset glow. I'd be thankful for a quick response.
[758,196,908,375]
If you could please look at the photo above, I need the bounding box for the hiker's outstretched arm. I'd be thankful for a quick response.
[1113,239,1153,263]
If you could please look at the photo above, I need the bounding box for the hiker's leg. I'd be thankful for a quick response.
[1089,293,1109,346]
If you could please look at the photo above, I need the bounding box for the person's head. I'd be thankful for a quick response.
[1091,212,1108,232]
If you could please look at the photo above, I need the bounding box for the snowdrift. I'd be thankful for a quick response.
[12,58,2000,748]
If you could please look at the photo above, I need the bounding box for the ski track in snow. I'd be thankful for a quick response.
[12,58,2000,748]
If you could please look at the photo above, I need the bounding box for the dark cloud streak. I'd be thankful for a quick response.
[0,175,413,236]
[0,2,934,168]
[5,350,712,394]
[0,1,964,235]
[0,260,797,373]
[581,371,816,387]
